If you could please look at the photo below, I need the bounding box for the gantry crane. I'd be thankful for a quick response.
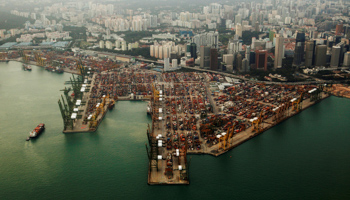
[228,124,236,139]
[89,95,107,129]
[292,92,303,113]
[76,59,89,76]
[222,124,238,150]
[252,112,263,133]
[151,83,160,131]
[218,132,229,150]
[60,87,73,110]
[22,53,30,63]
[34,52,45,66]
[310,85,324,102]
[58,94,74,130]
[273,101,290,124]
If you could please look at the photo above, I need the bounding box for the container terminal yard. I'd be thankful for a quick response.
[1,50,332,184]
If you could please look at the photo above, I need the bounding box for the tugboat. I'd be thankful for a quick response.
[108,100,115,110]
[147,101,151,115]
[23,64,32,71]
[29,123,45,139]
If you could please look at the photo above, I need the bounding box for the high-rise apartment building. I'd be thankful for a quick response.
[274,34,284,68]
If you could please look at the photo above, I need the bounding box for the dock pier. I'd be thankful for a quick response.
[55,67,330,185]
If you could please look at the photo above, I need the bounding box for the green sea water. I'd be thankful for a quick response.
[1,61,350,200]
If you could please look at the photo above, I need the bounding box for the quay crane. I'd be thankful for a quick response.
[145,84,161,171]
[309,85,324,102]
[58,92,74,131]
[151,84,160,130]
[58,68,86,131]
[251,112,263,133]
[23,54,30,63]
[220,123,240,150]
[292,92,303,113]
[34,52,46,67]
[228,124,236,139]
[272,102,290,124]
[76,59,89,76]
[89,95,107,129]
[218,132,228,151]
[19,49,30,63]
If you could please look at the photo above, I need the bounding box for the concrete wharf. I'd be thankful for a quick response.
[145,73,329,185]
[56,68,330,185]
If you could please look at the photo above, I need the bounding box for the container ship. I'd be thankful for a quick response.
[45,66,64,73]
[29,123,45,138]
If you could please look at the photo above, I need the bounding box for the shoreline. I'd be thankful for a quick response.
[5,59,345,185]
[147,90,331,185]
[206,93,330,157]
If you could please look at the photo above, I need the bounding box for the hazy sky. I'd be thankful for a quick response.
[0,0,249,11]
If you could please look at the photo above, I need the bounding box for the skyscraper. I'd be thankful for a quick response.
[172,59,178,68]
[99,41,105,49]
[293,32,305,66]
[235,24,242,38]
[336,24,343,35]
[223,54,234,66]
[164,58,170,71]
[274,34,284,68]
[190,43,197,59]
[330,46,341,67]
[337,42,345,66]
[255,21,259,32]
[158,46,163,59]
[200,46,211,69]
[255,50,268,71]
[242,58,249,72]
[315,45,327,67]
[210,48,218,71]
[236,53,242,71]
[235,14,242,25]
[245,45,251,65]
[192,31,219,50]
[269,30,275,42]
[343,52,350,67]
[305,40,315,67]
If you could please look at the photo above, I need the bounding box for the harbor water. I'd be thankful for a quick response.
[0,61,350,199]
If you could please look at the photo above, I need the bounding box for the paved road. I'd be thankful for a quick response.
[180,66,336,85]
[205,82,218,114]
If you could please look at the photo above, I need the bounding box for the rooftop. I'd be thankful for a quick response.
[52,41,69,47]
[40,42,54,46]
[16,42,33,46]
[0,42,18,48]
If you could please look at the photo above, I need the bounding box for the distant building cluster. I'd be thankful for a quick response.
[98,40,139,51]
[5,0,350,75]
[150,41,184,59]
[16,31,70,42]
[0,41,70,50]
